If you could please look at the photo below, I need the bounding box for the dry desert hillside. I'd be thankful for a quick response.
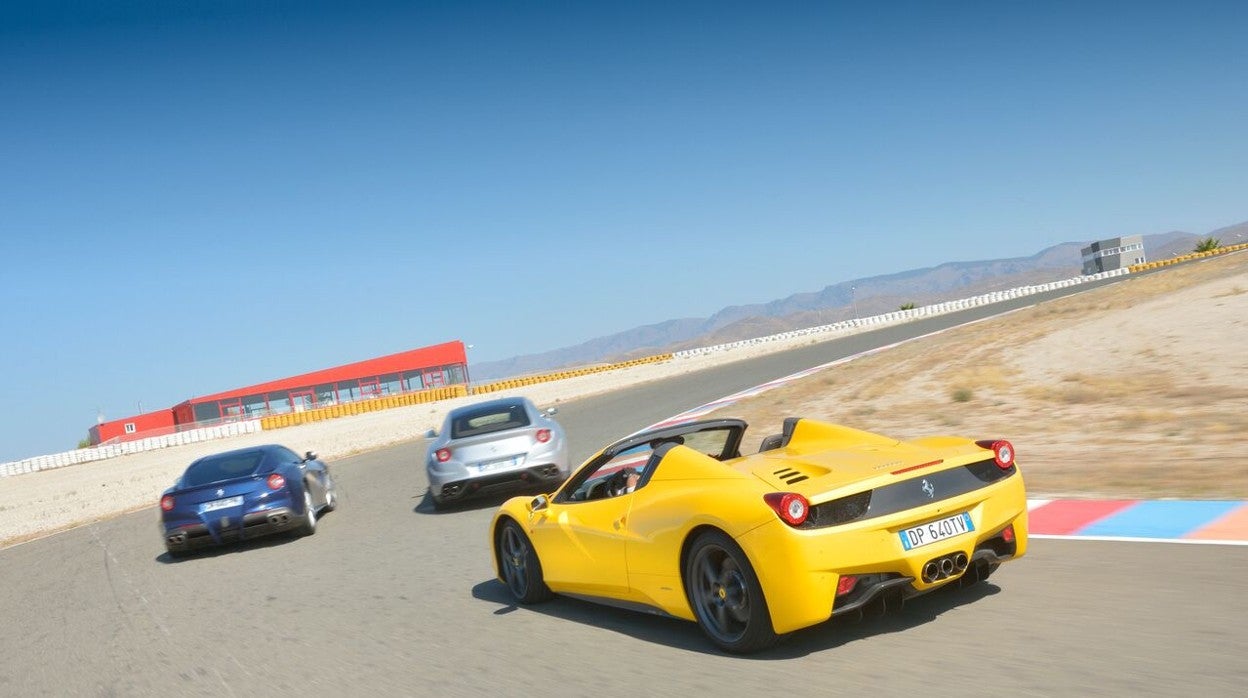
[708,251,1248,499]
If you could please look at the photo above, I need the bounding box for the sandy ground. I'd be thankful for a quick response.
[708,251,1248,499]
[2,252,1244,547]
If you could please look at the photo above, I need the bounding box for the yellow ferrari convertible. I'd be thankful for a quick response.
[490,417,1027,653]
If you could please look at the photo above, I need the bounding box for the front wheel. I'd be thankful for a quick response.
[496,520,552,604]
[684,530,780,654]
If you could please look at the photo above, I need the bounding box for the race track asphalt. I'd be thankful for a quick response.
[2,276,1245,696]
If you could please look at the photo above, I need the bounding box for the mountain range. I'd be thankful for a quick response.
[472,222,1247,381]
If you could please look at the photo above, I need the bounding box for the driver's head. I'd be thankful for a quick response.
[615,467,640,494]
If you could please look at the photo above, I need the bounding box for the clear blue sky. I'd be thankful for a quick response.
[2,0,1245,462]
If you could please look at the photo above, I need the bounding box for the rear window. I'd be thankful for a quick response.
[451,403,531,439]
[182,450,266,487]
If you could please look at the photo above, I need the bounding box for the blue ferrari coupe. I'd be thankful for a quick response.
[160,444,337,557]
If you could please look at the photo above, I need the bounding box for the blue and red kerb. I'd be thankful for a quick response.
[1027,499,1248,544]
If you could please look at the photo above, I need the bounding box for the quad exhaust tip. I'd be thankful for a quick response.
[922,552,970,583]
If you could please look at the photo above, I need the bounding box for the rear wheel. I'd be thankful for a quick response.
[322,477,337,513]
[496,520,552,603]
[430,492,447,512]
[297,488,318,536]
[684,530,779,654]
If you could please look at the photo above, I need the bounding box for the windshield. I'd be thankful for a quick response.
[450,403,531,439]
[182,450,266,487]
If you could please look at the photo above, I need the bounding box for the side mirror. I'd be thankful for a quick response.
[304,451,317,462]
[544,407,559,416]
[528,494,549,512]
[425,428,438,439]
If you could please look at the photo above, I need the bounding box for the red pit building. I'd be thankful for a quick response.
[89,340,468,446]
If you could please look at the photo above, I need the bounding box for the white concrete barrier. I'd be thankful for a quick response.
[0,269,1137,479]
[0,419,264,478]
[672,269,1133,361]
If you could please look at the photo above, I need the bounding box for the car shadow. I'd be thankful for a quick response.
[413,487,554,516]
[471,577,1001,658]
[153,530,311,564]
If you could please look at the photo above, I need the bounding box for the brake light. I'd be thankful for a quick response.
[763,492,810,526]
[992,440,1015,469]
[535,429,551,443]
[1002,525,1015,543]
[836,575,859,596]
[160,495,174,511]
[435,448,452,463]
[267,473,285,490]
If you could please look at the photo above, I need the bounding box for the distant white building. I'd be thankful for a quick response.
[1081,235,1146,275]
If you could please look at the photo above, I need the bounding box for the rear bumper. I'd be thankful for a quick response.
[736,475,1028,634]
[432,464,567,503]
[163,507,300,552]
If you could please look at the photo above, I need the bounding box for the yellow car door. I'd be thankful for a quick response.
[529,494,632,596]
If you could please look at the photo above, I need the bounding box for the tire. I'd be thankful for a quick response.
[430,491,447,512]
[496,520,552,604]
[684,530,780,654]
[322,477,337,513]
[297,488,318,536]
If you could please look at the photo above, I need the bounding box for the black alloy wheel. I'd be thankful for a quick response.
[497,520,552,604]
[685,530,780,653]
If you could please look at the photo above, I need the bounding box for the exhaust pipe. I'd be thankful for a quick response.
[923,553,971,583]
[953,552,968,572]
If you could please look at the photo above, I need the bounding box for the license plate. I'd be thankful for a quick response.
[200,496,243,513]
[898,512,974,551]
[472,455,523,474]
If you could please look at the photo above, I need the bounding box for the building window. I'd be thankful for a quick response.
[315,383,337,406]
[447,364,467,384]
[379,373,403,396]
[403,370,425,392]
[243,394,268,417]
[124,423,136,434]
[268,393,292,414]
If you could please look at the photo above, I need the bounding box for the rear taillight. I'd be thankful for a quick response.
[535,429,551,443]
[992,440,1015,469]
[435,448,452,463]
[267,473,286,490]
[1002,525,1015,543]
[836,575,859,597]
[763,492,810,527]
[160,495,174,511]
